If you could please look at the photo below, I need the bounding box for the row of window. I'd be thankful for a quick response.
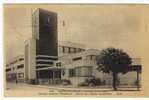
[69,66,92,77]
[36,61,54,65]
[56,62,61,67]
[6,64,24,72]
[86,55,97,60]
[72,55,97,61]
[59,46,85,54]
[73,57,82,61]
[17,64,24,69]
[6,73,24,79]
[6,68,11,72]
[6,58,24,67]
[36,66,52,69]
[36,57,58,60]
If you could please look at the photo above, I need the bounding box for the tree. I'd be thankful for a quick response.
[97,47,132,90]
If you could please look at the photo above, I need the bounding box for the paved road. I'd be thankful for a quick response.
[5,82,52,97]
[5,82,112,97]
[4,82,140,97]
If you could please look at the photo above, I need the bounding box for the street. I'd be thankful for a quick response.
[4,82,112,97]
[5,82,52,97]
[4,82,140,97]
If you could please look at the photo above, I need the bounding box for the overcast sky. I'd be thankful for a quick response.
[4,5,149,61]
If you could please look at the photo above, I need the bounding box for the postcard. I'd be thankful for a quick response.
[4,4,149,97]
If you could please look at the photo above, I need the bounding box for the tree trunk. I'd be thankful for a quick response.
[112,72,117,91]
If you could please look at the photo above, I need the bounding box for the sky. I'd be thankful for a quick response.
[4,4,149,61]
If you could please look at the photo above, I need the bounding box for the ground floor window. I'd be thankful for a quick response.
[76,66,92,77]
[69,69,75,77]
[18,73,24,78]
[37,70,61,79]
[69,66,93,77]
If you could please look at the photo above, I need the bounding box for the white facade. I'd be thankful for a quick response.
[58,41,86,57]
[6,55,25,82]
[58,47,141,87]
[58,49,113,86]
[24,38,36,82]
[6,40,141,87]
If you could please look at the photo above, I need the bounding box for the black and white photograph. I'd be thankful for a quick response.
[4,4,149,97]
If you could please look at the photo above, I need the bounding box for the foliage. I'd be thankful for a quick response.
[97,47,132,90]
[97,47,132,74]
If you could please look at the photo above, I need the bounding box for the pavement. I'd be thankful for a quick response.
[4,82,140,97]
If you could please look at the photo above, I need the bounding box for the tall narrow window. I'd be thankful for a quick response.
[69,69,75,77]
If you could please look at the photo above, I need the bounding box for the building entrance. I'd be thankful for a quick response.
[36,69,61,85]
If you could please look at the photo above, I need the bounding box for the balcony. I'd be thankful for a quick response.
[71,59,97,67]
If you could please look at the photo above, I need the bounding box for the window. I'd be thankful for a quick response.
[76,48,80,52]
[17,64,24,69]
[73,57,82,61]
[81,67,92,77]
[70,48,75,53]
[64,47,69,53]
[74,48,76,53]
[78,48,82,52]
[75,66,92,77]
[6,68,11,72]
[69,69,75,77]
[68,47,71,53]
[11,73,16,79]
[56,62,61,67]
[75,67,81,77]
[36,57,58,60]
[86,55,97,60]
[54,70,61,78]
[19,58,24,61]
[82,49,85,52]
[36,66,51,69]
[36,61,53,65]
[18,73,24,78]
[62,46,65,53]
